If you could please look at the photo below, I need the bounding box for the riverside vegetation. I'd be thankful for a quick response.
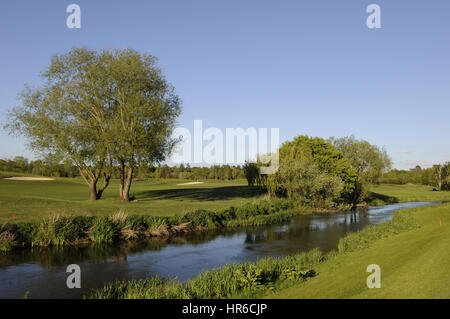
[0,198,301,253]
[87,201,446,299]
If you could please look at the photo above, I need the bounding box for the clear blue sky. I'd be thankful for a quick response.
[1,0,449,169]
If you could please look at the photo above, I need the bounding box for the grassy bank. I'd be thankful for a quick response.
[269,202,450,298]
[88,248,323,299]
[368,183,450,205]
[0,198,300,253]
[86,202,450,299]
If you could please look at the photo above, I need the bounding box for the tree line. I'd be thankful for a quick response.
[379,164,450,190]
[0,157,247,181]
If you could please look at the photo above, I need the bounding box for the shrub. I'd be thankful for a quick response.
[275,159,344,208]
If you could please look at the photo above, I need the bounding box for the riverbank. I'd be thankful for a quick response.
[86,202,449,299]
[0,198,304,253]
[269,202,450,298]
[368,183,450,205]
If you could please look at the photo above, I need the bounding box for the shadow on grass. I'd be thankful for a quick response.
[367,191,399,204]
[135,186,265,202]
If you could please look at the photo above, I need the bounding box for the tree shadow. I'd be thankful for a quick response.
[367,191,399,204]
[135,186,265,202]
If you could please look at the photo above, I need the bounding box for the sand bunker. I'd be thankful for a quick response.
[176,181,205,186]
[4,177,55,181]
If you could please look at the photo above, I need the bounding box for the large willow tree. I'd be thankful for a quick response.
[6,48,181,201]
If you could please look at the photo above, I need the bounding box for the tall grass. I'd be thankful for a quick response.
[0,198,300,253]
[88,248,323,299]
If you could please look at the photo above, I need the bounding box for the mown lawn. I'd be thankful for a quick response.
[0,174,263,222]
[267,202,450,298]
[369,183,450,203]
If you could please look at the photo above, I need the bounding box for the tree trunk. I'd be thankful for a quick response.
[120,167,134,201]
[89,180,98,201]
[436,166,443,191]
[119,160,125,199]
[96,173,111,200]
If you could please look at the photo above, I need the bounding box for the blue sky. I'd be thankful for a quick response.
[1,0,449,169]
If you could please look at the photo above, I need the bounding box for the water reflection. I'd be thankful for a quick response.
[0,201,433,299]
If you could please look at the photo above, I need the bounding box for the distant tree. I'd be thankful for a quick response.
[277,135,357,203]
[243,162,259,187]
[433,163,450,191]
[433,164,443,191]
[329,135,392,203]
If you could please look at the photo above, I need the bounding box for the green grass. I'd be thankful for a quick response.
[369,183,450,204]
[268,202,450,298]
[0,175,263,222]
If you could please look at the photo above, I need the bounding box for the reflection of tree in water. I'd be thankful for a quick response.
[0,229,234,269]
[1,239,174,269]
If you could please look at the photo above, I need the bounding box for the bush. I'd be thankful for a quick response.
[275,159,344,208]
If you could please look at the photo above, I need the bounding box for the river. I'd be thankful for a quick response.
[0,201,433,299]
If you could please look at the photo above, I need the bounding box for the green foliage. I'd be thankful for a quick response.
[280,267,316,281]
[181,210,224,228]
[89,217,118,243]
[329,135,392,204]
[88,248,322,299]
[243,162,260,187]
[34,215,87,246]
[5,47,182,201]
[278,135,357,203]
[378,164,450,192]
[275,159,344,208]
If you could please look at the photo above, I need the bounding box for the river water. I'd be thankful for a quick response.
[0,201,433,299]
